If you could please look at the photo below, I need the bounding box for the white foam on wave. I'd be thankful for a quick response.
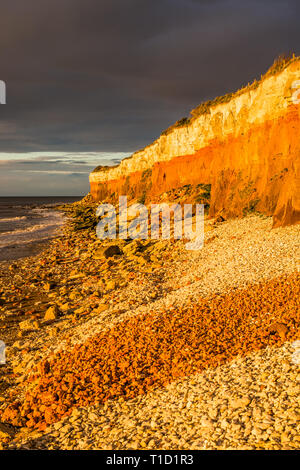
[0,210,65,249]
[0,216,28,223]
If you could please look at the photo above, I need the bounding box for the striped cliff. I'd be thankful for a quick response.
[90,58,300,227]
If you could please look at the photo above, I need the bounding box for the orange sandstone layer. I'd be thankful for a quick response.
[90,60,300,227]
[2,273,299,430]
[91,109,300,227]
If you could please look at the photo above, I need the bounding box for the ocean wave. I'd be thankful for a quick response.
[0,220,62,237]
[0,216,28,222]
[0,212,65,249]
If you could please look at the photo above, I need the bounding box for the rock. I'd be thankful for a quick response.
[281,432,289,443]
[69,273,85,280]
[208,408,218,419]
[12,340,23,349]
[61,302,70,311]
[19,319,40,331]
[215,214,226,223]
[95,304,108,313]
[13,362,27,374]
[94,245,123,259]
[122,240,143,255]
[44,305,59,321]
[69,269,79,277]
[105,280,117,291]
[201,417,214,429]
[69,290,80,300]
[48,327,59,337]
[230,397,251,409]
[53,422,63,430]
[220,418,229,429]
[43,282,56,292]
[0,422,15,439]
[269,322,288,341]
[74,306,85,314]
[105,245,123,258]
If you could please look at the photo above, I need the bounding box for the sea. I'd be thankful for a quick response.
[0,196,82,262]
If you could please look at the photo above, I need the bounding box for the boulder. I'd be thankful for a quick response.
[19,319,40,331]
[105,280,117,291]
[269,322,288,341]
[122,240,143,255]
[0,422,14,439]
[43,282,56,292]
[44,305,59,321]
[230,397,251,409]
[94,245,123,259]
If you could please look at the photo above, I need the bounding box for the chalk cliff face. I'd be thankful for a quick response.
[90,60,300,227]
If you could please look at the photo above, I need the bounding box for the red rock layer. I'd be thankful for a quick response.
[2,273,299,429]
[91,108,300,227]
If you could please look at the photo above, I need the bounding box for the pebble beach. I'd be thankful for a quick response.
[0,204,299,450]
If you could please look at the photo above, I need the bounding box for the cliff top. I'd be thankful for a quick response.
[92,53,300,174]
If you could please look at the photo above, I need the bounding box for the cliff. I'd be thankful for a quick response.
[90,57,300,227]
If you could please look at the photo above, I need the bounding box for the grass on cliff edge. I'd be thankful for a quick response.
[91,54,299,174]
[161,53,299,136]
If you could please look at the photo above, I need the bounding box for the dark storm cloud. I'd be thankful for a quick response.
[0,0,299,154]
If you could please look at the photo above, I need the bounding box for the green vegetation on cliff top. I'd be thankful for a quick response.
[161,53,299,136]
[92,54,299,173]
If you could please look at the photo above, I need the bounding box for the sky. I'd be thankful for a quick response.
[0,0,300,196]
